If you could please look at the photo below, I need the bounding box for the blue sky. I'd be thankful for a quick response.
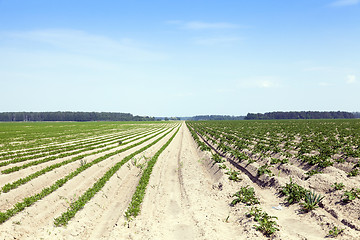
[0,0,359,117]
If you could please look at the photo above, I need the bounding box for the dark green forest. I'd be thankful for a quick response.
[0,112,155,122]
[244,111,355,120]
[190,115,245,121]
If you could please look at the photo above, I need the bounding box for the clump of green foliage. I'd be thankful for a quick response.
[212,153,224,163]
[280,177,308,205]
[226,169,241,182]
[347,169,359,177]
[231,186,259,206]
[300,190,324,212]
[270,158,289,165]
[246,206,279,237]
[327,226,344,238]
[342,188,360,203]
[331,182,345,191]
[257,164,273,177]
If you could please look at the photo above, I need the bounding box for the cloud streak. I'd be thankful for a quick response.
[346,74,357,84]
[237,76,281,89]
[2,29,166,61]
[167,20,242,30]
[329,0,359,7]
[193,37,241,46]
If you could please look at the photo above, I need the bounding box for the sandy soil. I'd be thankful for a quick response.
[1,122,359,239]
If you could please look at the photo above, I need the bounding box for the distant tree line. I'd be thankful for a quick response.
[244,111,355,120]
[0,112,155,122]
[353,112,360,118]
[191,115,245,121]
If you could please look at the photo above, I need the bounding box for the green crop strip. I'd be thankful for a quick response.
[0,130,137,166]
[1,127,165,174]
[53,124,180,226]
[0,125,176,224]
[0,127,166,193]
[0,131,127,162]
[124,126,180,221]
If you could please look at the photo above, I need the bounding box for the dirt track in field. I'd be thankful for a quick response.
[1,122,359,239]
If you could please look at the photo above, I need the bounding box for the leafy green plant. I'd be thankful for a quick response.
[257,164,273,177]
[231,186,259,206]
[342,188,360,203]
[255,213,279,237]
[246,206,263,220]
[226,169,241,182]
[211,153,224,163]
[280,177,308,205]
[331,182,345,191]
[218,163,227,169]
[300,190,324,212]
[327,226,344,238]
[247,206,279,236]
[270,158,288,165]
[348,169,359,177]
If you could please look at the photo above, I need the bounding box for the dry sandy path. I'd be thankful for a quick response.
[109,123,242,240]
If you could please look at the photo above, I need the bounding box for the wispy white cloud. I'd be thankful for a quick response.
[193,37,241,46]
[2,29,166,61]
[303,66,333,72]
[329,0,359,7]
[184,21,239,30]
[167,20,243,30]
[237,76,281,89]
[346,74,357,84]
[318,82,334,87]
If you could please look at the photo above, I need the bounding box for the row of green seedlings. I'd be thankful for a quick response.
[195,125,358,181]
[0,127,169,194]
[0,126,162,168]
[192,125,286,169]
[210,151,279,237]
[189,121,360,174]
[124,127,180,221]
[0,123,128,154]
[193,123,293,162]
[211,154,243,182]
[331,182,360,203]
[54,125,180,226]
[0,127,176,224]
[280,177,353,238]
[230,185,279,237]
[0,126,165,174]
[0,129,137,167]
[0,130,127,161]
[199,128,285,179]
[185,123,211,151]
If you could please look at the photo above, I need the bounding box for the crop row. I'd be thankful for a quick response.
[0,130,128,161]
[187,120,360,175]
[53,124,180,226]
[124,126,180,220]
[0,126,167,174]
[0,121,160,152]
[0,126,168,193]
[0,124,177,224]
